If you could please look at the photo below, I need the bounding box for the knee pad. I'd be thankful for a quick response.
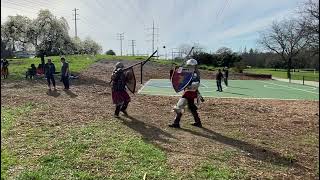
[173,98,188,113]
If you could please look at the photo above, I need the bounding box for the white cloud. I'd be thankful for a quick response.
[1,0,303,53]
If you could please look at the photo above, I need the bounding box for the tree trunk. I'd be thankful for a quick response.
[287,57,292,80]
[40,50,45,70]
[12,40,15,52]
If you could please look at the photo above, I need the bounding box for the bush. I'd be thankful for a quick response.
[105,50,116,56]
[233,61,246,73]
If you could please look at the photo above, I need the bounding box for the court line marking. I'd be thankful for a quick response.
[259,81,319,94]
[138,79,318,100]
[145,80,213,89]
[263,85,316,91]
[263,85,293,90]
[137,92,317,101]
[137,79,151,94]
[139,90,215,94]
[200,82,209,88]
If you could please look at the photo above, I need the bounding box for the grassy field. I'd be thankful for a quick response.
[1,103,175,179]
[2,55,318,179]
[1,55,248,179]
[4,55,104,80]
[1,103,247,179]
[244,68,319,81]
[4,55,153,80]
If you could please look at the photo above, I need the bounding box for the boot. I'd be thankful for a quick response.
[191,122,202,128]
[200,96,205,102]
[121,102,129,116]
[169,113,182,128]
[168,124,180,128]
[114,105,121,117]
[191,111,202,128]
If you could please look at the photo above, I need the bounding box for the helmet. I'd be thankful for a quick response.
[115,62,124,69]
[186,59,198,66]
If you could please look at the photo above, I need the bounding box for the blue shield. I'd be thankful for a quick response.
[171,67,194,93]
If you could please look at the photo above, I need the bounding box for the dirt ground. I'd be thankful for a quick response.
[1,59,319,179]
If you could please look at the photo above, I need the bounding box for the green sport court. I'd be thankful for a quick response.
[138,79,319,100]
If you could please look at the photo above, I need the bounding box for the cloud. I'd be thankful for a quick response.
[212,9,294,41]
[1,0,303,53]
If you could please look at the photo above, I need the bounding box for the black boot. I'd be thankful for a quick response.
[120,101,129,116]
[168,124,180,128]
[191,111,202,128]
[169,112,182,128]
[114,105,121,118]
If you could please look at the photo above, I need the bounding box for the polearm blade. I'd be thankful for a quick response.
[186,46,195,58]
[123,50,158,71]
[181,47,195,66]
[109,50,158,84]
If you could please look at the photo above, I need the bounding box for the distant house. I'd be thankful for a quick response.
[14,51,36,58]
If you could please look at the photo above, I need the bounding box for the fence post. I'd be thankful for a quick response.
[303,76,304,85]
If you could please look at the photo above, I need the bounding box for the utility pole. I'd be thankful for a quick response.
[146,20,159,54]
[117,33,124,56]
[152,21,155,52]
[193,42,204,54]
[129,40,136,56]
[172,49,174,60]
[171,48,181,60]
[156,46,159,59]
[72,8,79,37]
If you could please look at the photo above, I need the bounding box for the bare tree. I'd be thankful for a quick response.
[178,43,193,57]
[299,0,319,55]
[259,19,310,79]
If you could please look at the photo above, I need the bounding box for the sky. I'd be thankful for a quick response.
[1,0,304,56]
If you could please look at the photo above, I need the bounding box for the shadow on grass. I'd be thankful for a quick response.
[179,127,308,171]
[46,89,61,97]
[118,115,176,145]
[117,115,213,159]
[63,89,78,98]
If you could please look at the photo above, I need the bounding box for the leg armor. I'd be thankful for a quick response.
[173,98,188,113]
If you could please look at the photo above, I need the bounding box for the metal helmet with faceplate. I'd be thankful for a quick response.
[186,59,198,66]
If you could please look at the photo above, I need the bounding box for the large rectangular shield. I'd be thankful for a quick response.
[171,67,194,93]
[124,68,136,94]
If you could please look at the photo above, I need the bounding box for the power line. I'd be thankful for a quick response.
[93,0,116,27]
[171,48,183,59]
[72,8,79,38]
[79,18,100,33]
[216,0,229,20]
[3,1,71,17]
[1,5,37,15]
[117,33,124,56]
[2,2,73,24]
[119,0,146,26]
[3,1,46,14]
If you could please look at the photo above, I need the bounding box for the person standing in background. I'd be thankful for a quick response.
[60,57,70,90]
[44,59,56,90]
[216,69,223,92]
[2,58,9,79]
[223,67,229,86]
